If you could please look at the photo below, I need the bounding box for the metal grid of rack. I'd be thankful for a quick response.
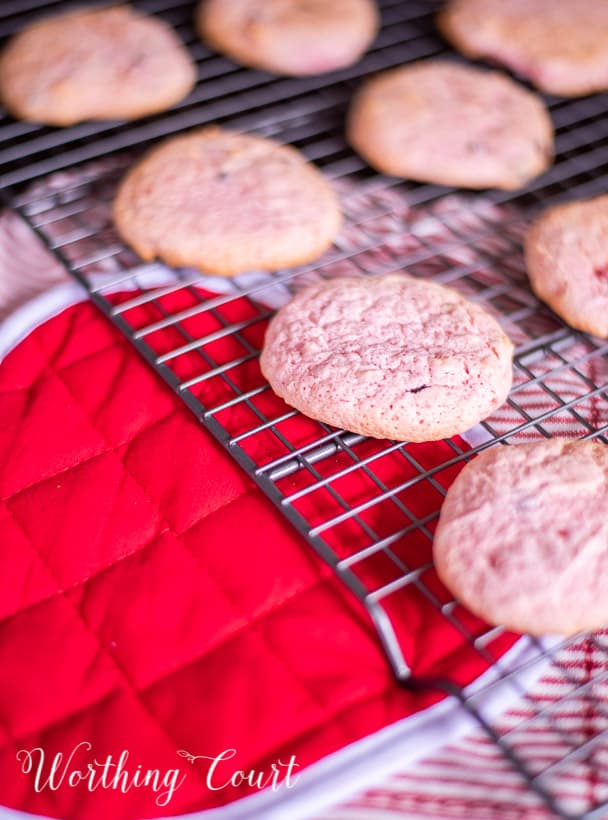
[2,1,608,817]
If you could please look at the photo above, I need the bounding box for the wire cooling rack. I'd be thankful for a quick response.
[2,0,608,817]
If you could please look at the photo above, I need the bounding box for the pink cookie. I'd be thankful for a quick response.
[438,0,608,97]
[524,194,608,339]
[434,438,608,635]
[113,127,342,276]
[0,5,196,125]
[260,273,513,442]
[196,0,379,76]
[347,60,553,191]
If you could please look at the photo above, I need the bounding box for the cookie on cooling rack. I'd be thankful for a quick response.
[0,5,196,126]
[346,60,553,190]
[196,0,379,76]
[438,0,608,98]
[113,127,342,276]
[434,438,608,635]
[259,273,513,442]
[524,195,608,339]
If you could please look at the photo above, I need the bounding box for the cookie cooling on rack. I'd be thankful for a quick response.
[438,0,608,98]
[196,0,379,76]
[0,5,196,125]
[347,60,553,190]
[434,438,608,635]
[524,194,608,339]
[113,127,342,276]
[260,273,514,442]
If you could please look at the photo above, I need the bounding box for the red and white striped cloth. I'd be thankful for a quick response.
[320,632,608,820]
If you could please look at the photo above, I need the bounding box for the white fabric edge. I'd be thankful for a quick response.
[0,282,87,364]
[0,284,559,820]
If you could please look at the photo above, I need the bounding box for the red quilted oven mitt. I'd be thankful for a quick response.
[0,289,518,820]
